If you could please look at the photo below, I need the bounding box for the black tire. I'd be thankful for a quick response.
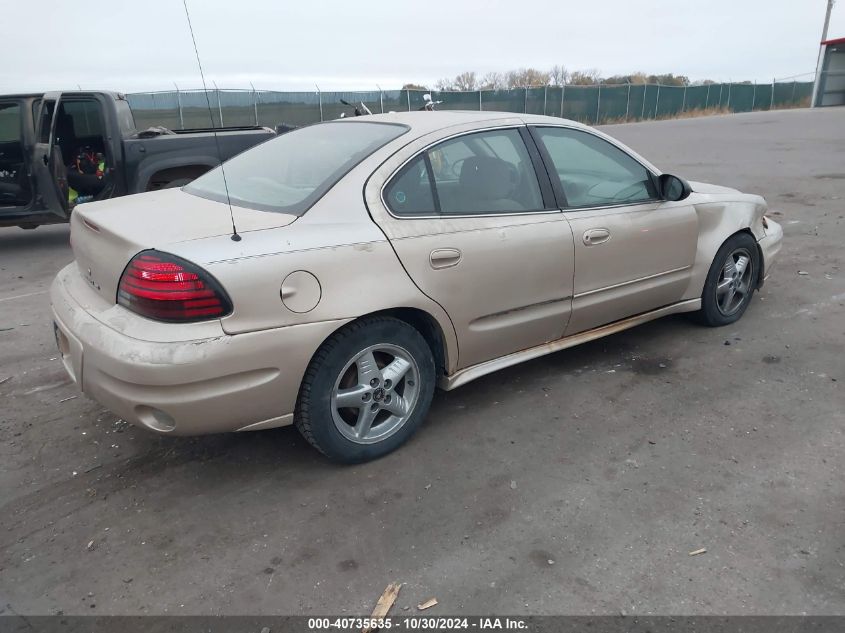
[692,232,760,327]
[295,316,436,463]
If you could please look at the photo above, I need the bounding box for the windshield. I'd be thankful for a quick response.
[184,121,408,214]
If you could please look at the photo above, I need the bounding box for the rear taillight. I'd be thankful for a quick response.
[117,250,232,322]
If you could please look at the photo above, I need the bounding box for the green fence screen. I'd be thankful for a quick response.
[126,81,815,130]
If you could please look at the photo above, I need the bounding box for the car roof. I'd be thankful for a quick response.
[0,90,125,100]
[0,93,43,100]
[335,110,592,136]
[334,109,662,188]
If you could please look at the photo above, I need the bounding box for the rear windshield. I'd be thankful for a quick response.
[184,121,407,214]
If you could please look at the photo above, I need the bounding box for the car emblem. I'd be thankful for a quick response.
[86,268,101,291]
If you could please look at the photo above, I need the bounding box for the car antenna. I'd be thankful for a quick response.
[181,0,241,242]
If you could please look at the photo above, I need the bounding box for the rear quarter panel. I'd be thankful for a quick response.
[166,171,460,373]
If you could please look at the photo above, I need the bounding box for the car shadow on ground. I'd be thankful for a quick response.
[429,313,699,418]
[0,310,710,534]
[77,313,702,492]
[0,225,70,254]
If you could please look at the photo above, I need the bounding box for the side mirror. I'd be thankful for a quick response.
[659,174,691,201]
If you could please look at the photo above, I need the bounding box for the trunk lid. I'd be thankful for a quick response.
[70,188,296,306]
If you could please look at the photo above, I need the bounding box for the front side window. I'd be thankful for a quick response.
[534,127,657,208]
[186,121,407,214]
[0,103,31,205]
[0,103,21,143]
[384,127,544,217]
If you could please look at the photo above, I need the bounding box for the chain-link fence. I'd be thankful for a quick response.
[126,80,815,131]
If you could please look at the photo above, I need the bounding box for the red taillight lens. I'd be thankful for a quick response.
[117,250,232,322]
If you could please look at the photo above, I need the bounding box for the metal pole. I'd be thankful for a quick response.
[752,81,756,110]
[654,83,661,118]
[377,84,384,113]
[250,82,258,125]
[718,83,723,108]
[559,82,565,118]
[212,80,223,126]
[524,86,528,114]
[682,84,687,112]
[479,90,482,111]
[705,83,711,109]
[174,83,184,130]
[625,82,631,121]
[821,0,835,41]
[595,82,601,124]
[791,80,797,104]
[316,84,323,122]
[726,81,732,110]
[543,85,548,116]
[770,78,776,110]
[407,90,411,112]
[812,0,835,107]
[641,84,647,119]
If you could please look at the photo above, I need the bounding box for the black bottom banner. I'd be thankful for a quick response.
[1,616,844,633]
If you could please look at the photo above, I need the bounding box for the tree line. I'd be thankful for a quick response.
[403,67,736,92]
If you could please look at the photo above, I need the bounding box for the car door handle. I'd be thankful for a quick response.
[430,248,462,269]
[582,228,611,245]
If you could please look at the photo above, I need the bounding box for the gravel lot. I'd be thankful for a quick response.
[1,107,843,616]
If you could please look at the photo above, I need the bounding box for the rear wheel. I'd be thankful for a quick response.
[295,316,435,463]
[693,232,760,326]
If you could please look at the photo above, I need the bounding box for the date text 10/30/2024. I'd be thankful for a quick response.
[307,617,528,630]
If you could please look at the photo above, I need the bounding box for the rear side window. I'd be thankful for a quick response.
[114,99,137,135]
[385,128,545,217]
[533,127,657,208]
[186,121,408,215]
[60,100,105,137]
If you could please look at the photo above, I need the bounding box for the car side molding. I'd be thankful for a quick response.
[438,298,702,391]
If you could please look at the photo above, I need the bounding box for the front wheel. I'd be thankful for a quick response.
[693,232,760,327]
[295,316,435,463]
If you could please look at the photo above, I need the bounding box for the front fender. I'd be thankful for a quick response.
[683,193,768,299]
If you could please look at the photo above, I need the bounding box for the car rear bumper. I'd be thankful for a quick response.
[50,264,348,435]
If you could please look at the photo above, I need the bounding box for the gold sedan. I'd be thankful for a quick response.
[51,111,783,462]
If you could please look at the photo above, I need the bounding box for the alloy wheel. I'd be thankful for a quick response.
[330,343,421,445]
[715,247,754,316]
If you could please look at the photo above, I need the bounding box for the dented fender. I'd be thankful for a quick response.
[683,192,769,299]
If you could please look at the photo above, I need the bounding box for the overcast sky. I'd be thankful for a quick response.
[2,0,843,93]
